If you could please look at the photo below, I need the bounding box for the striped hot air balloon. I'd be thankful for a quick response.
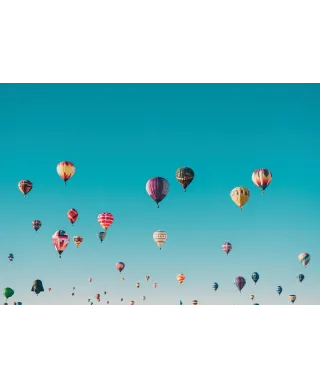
[57,161,75,185]
[52,230,69,258]
[98,213,114,231]
[32,220,42,232]
[18,180,33,197]
[192,300,198,305]
[212,282,219,291]
[252,168,272,194]
[235,276,246,293]
[289,295,296,304]
[67,209,78,225]
[298,253,310,268]
[153,230,167,249]
[176,273,185,284]
[136,282,140,288]
[222,242,232,255]
[146,177,169,208]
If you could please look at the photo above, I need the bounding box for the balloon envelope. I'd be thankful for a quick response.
[146,177,169,207]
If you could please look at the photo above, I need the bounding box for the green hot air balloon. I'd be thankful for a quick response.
[3,287,14,299]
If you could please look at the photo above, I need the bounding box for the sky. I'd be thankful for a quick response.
[0,83,319,305]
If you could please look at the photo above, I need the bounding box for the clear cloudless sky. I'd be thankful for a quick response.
[0,83,319,305]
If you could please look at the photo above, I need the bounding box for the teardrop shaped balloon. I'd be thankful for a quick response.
[98,231,106,243]
[145,275,150,282]
[212,282,219,291]
[222,242,232,255]
[32,220,42,232]
[153,230,167,249]
[96,294,100,302]
[48,288,51,292]
[298,253,310,268]
[67,209,78,225]
[252,168,272,194]
[297,274,305,283]
[136,282,140,288]
[130,301,135,305]
[88,277,92,282]
[175,167,195,192]
[73,236,83,247]
[235,276,246,292]
[176,273,185,284]
[142,296,146,301]
[289,295,296,304]
[230,187,250,211]
[276,286,283,296]
[8,253,14,262]
[3,287,14,299]
[252,272,259,284]
[116,262,125,273]
[146,177,169,208]
[52,230,69,258]
[153,282,158,288]
[98,213,114,231]
[250,295,255,300]
[57,161,75,185]
[18,180,33,197]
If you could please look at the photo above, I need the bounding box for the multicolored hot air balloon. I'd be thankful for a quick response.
[121,277,125,281]
[98,232,106,243]
[222,242,232,255]
[136,282,140,288]
[192,300,198,305]
[176,167,195,192]
[98,213,114,231]
[146,177,169,208]
[252,169,272,194]
[88,278,92,282]
[289,295,296,304]
[297,274,305,283]
[32,220,42,232]
[250,295,255,300]
[252,272,259,285]
[67,209,78,225]
[52,230,69,258]
[235,276,246,292]
[57,161,75,185]
[212,282,219,291]
[153,230,167,249]
[18,180,33,197]
[31,280,44,295]
[130,301,135,305]
[116,262,125,273]
[230,187,250,211]
[96,294,100,302]
[298,253,311,268]
[153,282,158,288]
[8,253,14,262]
[145,275,150,282]
[73,236,83,248]
[3,287,14,300]
[276,286,283,296]
[176,273,185,284]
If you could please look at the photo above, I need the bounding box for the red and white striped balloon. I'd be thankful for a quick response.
[222,242,232,255]
[97,213,114,230]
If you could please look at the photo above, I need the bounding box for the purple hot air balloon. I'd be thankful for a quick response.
[235,276,246,293]
[146,177,169,208]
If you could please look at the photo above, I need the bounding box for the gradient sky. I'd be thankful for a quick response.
[0,83,319,305]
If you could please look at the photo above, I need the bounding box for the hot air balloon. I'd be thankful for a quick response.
[71,292,75,296]
[136,283,140,288]
[212,282,219,291]
[96,294,100,302]
[289,295,296,304]
[276,286,283,296]
[32,220,42,232]
[48,288,51,292]
[3,288,14,300]
[8,253,14,262]
[176,167,195,192]
[230,187,250,211]
[252,272,260,285]
[98,232,106,243]
[252,169,272,194]
[31,280,44,295]
[73,236,83,247]
[52,230,69,258]
[142,296,146,301]
[146,177,169,208]
[153,230,167,249]
[235,276,246,292]
[120,298,123,302]
[18,180,33,197]
[297,274,305,283]
[253,303,260,305]
[90,302,93,305]
[88,278,92,282]
[106,301,110,304]
[250,295,255,300]
[67,209,78,225]
[57,161,75,185]
[73,287,75,291]
[98,213,114,231]
[222,242,232,255]
[179,300,183,305]
[153,282,158,288]
[88,298,91,303]
[17,302,22,305]
[145,275,150,282]
[104,291,107,295]
[130,301,135,305]
[192,300,198,305]
[116,262,125,274]
[298,253,311,268]
[176,273,185,284]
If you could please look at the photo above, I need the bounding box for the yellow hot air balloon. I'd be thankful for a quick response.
[250,295,255,300]
[57,161,76,185]
[153,230,167,249]
[73,236,83,247]
[230,187,250,211]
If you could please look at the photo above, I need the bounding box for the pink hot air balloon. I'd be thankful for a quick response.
[52,230,69,258]
[88,278,92,282]
[235,276,246,293]
[98,212,114,231]
[116,262,125,273]
[146,177,169,208]
[222,242,232,255]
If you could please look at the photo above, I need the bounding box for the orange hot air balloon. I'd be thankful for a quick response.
[176,273,185,284]
[67,209,78,225]
[18,180,33,197]
[98,213,114,231]
[57,161,75,185]
[130,301,135,305]
[121,277,125,281]
[73,236,83,247]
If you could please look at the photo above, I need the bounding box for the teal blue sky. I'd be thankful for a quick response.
[0,84,319,305]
